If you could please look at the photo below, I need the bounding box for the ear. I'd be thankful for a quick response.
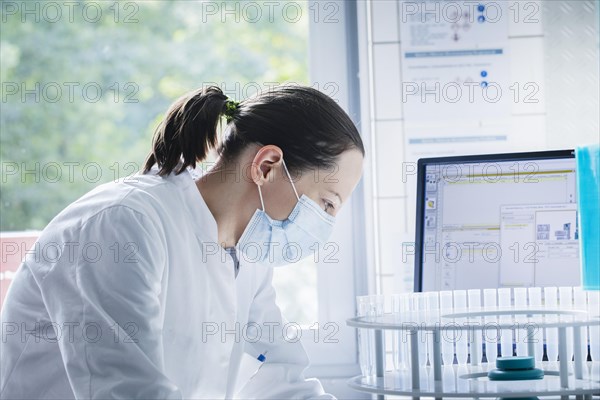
[250,145,283,186]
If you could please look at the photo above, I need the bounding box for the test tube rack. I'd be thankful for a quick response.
[348,287,600,400]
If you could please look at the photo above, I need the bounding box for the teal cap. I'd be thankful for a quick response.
[496,356,535,370]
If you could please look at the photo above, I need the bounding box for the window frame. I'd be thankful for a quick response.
[299,0,371,380]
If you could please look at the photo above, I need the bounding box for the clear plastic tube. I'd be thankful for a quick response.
[453,290,468,364]
[573,287,589,363]
[544,287,559,362]
[370,295,385,375]
[402,294,413,369]
[528,287,544,361]
[370,294,385,317]
[439,290,455,365]
[497,288,513,357]
[587,291,600,361]
[391,294,409,370]
[425,291,440,368]
[514,287,528,356]
[356,296,375,376]
[414,293,428,366]
[467,289,481,309]
[467,289,482,365]
[390,294,400,371]
[558,287,574,362]
[483,288,498,363]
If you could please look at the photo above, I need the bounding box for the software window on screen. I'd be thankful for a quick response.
[421,158,578,291]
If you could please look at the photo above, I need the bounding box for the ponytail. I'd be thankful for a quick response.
[144,84,364,178]
[143,86,229,176]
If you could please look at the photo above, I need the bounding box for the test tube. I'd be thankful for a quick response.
[391,294,408,370]
[467,289,482,365]
[498,288,513,357]
[439,290,455,365]
[573,287,589,365]
[514,287,528,356]
[425,291,440,368]
[383,295,394,371]
[558,287,574,362]
[483,288,498,363]
[414,293,428,366]
[356,296,375,376]
[453,290,468,364]
[467,289,482,310]
[370,295,386,379]
[544,287,559,362]
[402,294,414,369]
[528,287,544,361]
[390,294,400,371]
[371,295,385,315]
[587,291,600,362]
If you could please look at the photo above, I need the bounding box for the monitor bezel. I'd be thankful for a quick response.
[413,149,575,292]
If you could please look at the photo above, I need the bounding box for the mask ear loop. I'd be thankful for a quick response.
[281,159,300,201]
[257,184,266,212]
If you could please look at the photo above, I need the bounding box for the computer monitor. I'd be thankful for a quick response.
[414,150,579,292]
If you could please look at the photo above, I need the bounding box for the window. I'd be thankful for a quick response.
[1,2,362,380]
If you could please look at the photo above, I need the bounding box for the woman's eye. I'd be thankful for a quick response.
[323,200,335,212]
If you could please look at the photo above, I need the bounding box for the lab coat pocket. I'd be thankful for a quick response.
[232,351,265,397]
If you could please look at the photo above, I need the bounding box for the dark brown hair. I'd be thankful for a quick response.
[143,85,364,176]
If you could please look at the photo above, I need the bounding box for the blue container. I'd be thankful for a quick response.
[576,145,600,290]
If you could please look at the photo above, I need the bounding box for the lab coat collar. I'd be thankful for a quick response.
[145,163,219,243]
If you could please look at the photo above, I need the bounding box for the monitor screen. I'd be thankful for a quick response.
[414,150,579,292]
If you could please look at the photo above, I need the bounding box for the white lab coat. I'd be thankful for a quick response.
[0,165,333,399]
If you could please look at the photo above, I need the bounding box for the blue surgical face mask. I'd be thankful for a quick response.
[236,159,336,268]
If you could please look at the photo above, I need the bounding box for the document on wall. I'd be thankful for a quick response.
[399,0,512,160]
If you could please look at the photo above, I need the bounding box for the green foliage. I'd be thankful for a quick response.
[0,0,309,230]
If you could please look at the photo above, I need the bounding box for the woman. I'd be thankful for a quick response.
[0,85,364,399]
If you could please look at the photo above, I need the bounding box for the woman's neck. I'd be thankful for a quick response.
[195,159,259,248]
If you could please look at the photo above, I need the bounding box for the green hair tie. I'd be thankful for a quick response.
[223,99,240,123]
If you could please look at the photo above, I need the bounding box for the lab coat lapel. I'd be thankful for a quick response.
[224,256,259,398]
